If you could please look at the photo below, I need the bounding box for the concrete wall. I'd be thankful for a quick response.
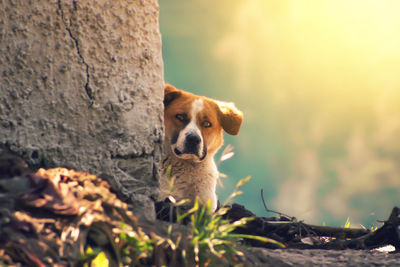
[0,0,164,219]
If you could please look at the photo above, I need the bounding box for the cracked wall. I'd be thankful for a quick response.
[0,0,164,219]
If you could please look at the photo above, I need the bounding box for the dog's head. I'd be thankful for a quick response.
[163,84,243,162]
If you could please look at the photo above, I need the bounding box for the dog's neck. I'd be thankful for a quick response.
[159,140,220,211]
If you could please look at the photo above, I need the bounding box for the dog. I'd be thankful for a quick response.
[159,84,243,211]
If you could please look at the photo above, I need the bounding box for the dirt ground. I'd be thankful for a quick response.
[245,247,400,266]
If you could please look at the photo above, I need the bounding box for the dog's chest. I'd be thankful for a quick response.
[159,150,218,207]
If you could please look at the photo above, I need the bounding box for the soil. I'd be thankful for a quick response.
[245,247,400,266]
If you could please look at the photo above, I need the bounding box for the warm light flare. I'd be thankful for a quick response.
[214,0,400,223]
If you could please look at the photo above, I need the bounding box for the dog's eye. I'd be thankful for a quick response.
[175,114,186,122]
[202,121,212,128]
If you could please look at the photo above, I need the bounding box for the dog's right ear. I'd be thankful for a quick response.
[216,100,243,136]
[164,84,181,107]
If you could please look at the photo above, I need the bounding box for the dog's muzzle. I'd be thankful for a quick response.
[172,133,207,161]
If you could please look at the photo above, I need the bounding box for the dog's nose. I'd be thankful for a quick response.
[186,133,201,145]
[185,133,201,153]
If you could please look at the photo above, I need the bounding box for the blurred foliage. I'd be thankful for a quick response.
[174,176,284,266]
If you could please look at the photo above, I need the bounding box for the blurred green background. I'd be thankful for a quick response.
[159,0,400,226]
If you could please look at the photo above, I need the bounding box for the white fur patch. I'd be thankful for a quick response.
[185,98,203,138]
[191,98,204,118]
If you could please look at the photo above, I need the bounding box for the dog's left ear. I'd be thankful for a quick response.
[164,84,181,107]
[216,101,243,136]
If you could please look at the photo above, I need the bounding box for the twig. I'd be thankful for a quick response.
[260,189,294,221]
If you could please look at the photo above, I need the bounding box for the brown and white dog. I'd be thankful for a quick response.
[159,84,243,211]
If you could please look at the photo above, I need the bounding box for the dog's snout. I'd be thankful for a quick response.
[186,133,201,145]
[184,133,201,153]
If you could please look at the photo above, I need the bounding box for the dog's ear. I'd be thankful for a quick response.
[164,84,181,107]
[216,101,243,136]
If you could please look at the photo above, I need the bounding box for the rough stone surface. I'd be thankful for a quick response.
[0,0,164,219]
